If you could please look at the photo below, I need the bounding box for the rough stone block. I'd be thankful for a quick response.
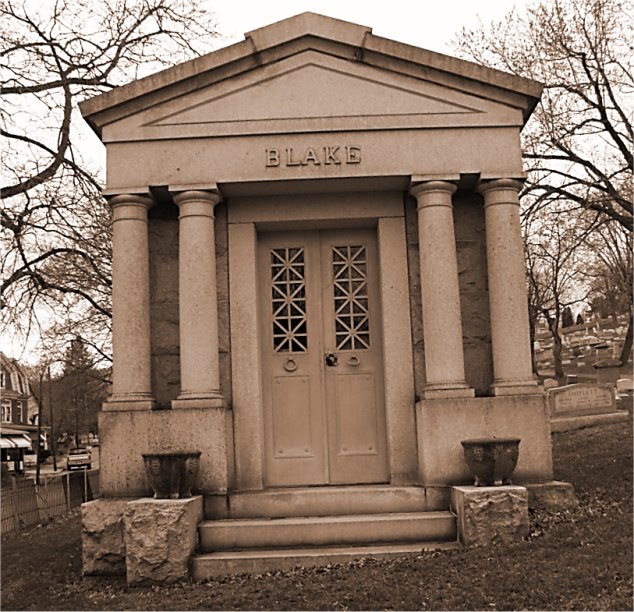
[524,481,578,511]
[82,498,129,576]
[451,485,529,546]
[125,496,203,585]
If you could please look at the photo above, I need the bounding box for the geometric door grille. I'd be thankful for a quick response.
[332,245,371,350]
[270,247,308,353]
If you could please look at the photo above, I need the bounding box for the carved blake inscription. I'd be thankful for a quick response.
[266,146,361,168]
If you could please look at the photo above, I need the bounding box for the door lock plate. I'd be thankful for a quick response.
[324,353,339,367]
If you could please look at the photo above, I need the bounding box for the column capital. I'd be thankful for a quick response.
[409,180,457,203]
[108,193,154,211]
[172,191,221,222]
[477,178,524,199]
[170,183,221,204]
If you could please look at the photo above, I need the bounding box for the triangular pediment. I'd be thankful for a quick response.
[149,63,476,126]
[102,49,524,142]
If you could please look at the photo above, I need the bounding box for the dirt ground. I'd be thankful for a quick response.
[1,420,632,611]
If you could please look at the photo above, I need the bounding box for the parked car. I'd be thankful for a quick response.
[24,453,38,468]
[66,446,92,470]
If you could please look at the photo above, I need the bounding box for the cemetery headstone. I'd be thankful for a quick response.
[548,383,616,418]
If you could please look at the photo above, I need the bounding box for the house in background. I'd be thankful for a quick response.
[1,352,48,473]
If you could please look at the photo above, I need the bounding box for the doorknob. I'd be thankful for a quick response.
[324,353,339,367]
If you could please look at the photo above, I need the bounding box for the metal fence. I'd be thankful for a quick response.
[1,469,100,534]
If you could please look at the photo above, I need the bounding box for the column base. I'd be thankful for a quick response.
[172,394,225,409]
[423,383,475,399]
[490,379,540,396]
[103,395,156,411]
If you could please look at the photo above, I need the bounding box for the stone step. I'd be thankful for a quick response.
[199,511,456,551]
[192,541,460,579]
[204,485,447,519]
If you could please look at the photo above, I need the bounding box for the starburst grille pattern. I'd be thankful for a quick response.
[270,247,308,353]
[332,245,371,350]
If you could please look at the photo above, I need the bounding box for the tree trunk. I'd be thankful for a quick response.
[619,312,633,365]
[543,309,565,383]
[552,332,565,382]
[528,306,539,375]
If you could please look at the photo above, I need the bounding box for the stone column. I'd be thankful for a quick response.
[107,194,155,410]
[172,189,224,408]
[410,181,474,399]
[478,179,538,395]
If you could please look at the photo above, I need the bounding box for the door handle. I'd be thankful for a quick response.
[324,353,339,367]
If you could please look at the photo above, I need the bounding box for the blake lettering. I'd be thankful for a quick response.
[285,147,302,166]
[323,146,341,165]
[302,147,321,166]
[265,148,280,167]
[345,145,361,164]
[265,145,362,168]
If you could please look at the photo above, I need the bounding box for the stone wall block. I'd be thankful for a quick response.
[82,499,129,576]
[215,202,230,303]
[417,395,553,485]
[219,350,232,407]
[451,485,529,547]
[152,303,180,352]
[460,292,491,339]
[456,241,487,290]
[404,197,419,244]
[152,353,181,406]
[524,481,578,511]
[217,298,231,353]
[463,342,493,396]
[413,348,426,400]
[453,194,485,241]
[124,497,203,585]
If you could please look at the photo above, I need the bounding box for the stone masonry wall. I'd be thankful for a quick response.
[453,192,493,395]
[149,202,180,407]
[148,200,232,407]
[405,191,493,398]
[215,202,232,407]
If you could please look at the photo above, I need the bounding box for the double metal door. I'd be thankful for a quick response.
[258,228,388,486]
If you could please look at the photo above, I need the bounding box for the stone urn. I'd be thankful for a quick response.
[142,451,201,499]
[461,438,521,486]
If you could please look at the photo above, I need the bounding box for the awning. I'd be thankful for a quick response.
[0,434,32,449]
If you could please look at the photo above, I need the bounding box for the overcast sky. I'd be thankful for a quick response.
[209,0,529,54]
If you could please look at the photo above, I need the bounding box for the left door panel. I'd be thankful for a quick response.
[258,232,327,486]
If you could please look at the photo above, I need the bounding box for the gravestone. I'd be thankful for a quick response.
[548,383,615,418]
[616,379,633,412]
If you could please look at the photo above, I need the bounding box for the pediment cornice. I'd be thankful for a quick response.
[80,12,542,139]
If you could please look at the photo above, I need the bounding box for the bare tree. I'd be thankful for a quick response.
[524,209,591,381]
[583,221,633,362]
[1,0,220,364]
[455,0,633,231]
[455,0,633,365]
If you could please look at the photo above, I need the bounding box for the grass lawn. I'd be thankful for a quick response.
[2,420,632,611]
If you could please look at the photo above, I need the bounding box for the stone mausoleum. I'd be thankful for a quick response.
[80,13,566,580]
